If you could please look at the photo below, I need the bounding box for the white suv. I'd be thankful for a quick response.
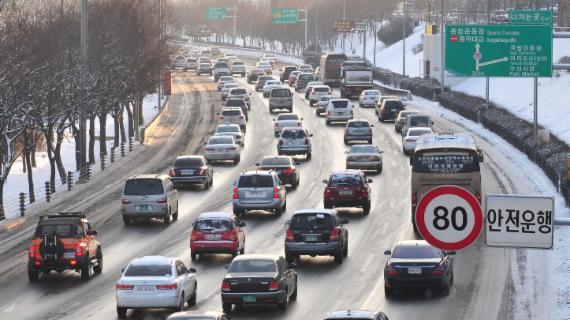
[230,61,246,77]
[217,107,247,132]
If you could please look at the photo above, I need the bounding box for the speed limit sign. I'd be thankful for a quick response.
[416,185,483,251]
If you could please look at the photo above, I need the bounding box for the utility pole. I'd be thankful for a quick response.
[299,7,308,50]
[79,0,88,172]
[157,0,163,114]
[232,4,237,45]
[485,0,490,107]
[342,0,346,53]
[315,0,318,51]
[403,0,407,76]
[440,0,445,93]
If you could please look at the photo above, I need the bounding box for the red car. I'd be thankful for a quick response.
[323,170,372,215]
[190,212,246,261]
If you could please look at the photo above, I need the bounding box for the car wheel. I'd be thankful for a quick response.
[81,258,93,280]
[275,132,279,138]
[316,110,320,116]
[326,120,331,126]
[384,285,394,299]
[363,201,371,215]
[222,303,232,313]
[177,293,186,311]
[306,152,312,160]
[334,252,343,264]
[172,205,179,221]
[343,241,348,257]
[324,201,332,209]
[368,139,373,144]
[449,272,454,286]
[279,291,288,310]
[189,285,197,307]
[285,252,296,264]
[93,249,103,274]
[292,178,299,189]
[28,262,39,282]
[116,307,127,318]
[164,211,171,225]
[440,282,451,296]
[122,215,131,226]
[191,252,198,261]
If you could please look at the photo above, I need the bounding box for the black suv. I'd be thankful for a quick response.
[169,155,213,189]
[285,209,349,264]
[280,66,298,82]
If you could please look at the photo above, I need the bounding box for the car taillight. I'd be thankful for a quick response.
[285,229,294,241]
[191,230,204,241]
[387,264,398,276]
[268,280,280,291]
[233,187,239,199]
[273,187,280,199]
[304,138,309,145]
[324,187,332,197]
[296,122,301,126]
[121,198,131,204]
[75,243,86,257]
[28,245,36,258]
[205,147,214,152]
[239,116,244,119]
[223,229,238,241]
[157,198,167,203]
[282,168,294,175]
[116,283,134,290]
[221,281,231,292]
[412,192,417,208]
[432,263,444,276]
[156,283,177,290]
[360,187,369,197]
[169,168,176,177]
[329,228,339,241]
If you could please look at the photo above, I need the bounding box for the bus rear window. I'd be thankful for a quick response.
[412,152,479,174]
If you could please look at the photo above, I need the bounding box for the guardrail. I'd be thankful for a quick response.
[172,39,303,60]
[374,81,413,101]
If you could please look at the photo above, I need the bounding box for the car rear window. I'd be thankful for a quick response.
[408,129,432,136]
[261,157,291,166]
[228,260,276,273]
[329,175,361,187]
[200,63,210,68]
[348,121,369,128]
[124,264,172,277]
[208,137,233,145]
[225,100,246,107]
[392,245,441,259]
[215,62,229,68]
[331,100,349,109]
[290,71,300,77]
[278,114,298,121]
[290,213,332,230]
[271,89,291,97]
[223,84,238,90]
[124,179,164,195]
[231,88,246,95]
[219,76,233,82]
[221,110,241,116]
[409,116,431,127]
[364,91,379,96]
[384,100,403,109]
[186,58,196,62]
[35,224,83,237]
[281,130,306,139]
[298,73,313,80]
[174,158,203,167]
[350,145,377,154]
[216,126,239,133]
[314,87,329,92]
[238,175,274,188]
[194,218,233,232]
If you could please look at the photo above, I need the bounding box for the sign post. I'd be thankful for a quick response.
[415,185,483,251]
[485,195,554,249]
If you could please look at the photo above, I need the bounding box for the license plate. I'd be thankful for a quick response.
[180,170,194,176]
[390,109,398,112]
[64,252,75,259]
[242,296,257,303]
[204,234,222,240]
[408,267,422,274]
[304,234,320,242]
[339,190,353,195]
[137,204,152,211]
[294,140,304,146]
[336,112,345,116]
[135,285,156,292]
[246,191,264,198]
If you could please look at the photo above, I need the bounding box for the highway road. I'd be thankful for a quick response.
[0,56,550,320]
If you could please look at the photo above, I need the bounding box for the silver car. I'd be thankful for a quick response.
[115,256,197,318]
[344,119,374,144]
[204,136,241,164]
[278,127,313,160]
[263,80,283,98]
[359,89,381,107]
[215,124,244,146]
[273,113,302,137]
[221,83,239,100]
[217,76,235,91]
[315,95,333,116]
[325,99,354,125]
[345,145,383,174]
[395,110,419,133]
[403,127,434,155]
[120,174,179,225]
[218,107,246,131]
[232,171,287,217]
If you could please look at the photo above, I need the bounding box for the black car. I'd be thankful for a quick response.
[383,240,455,298]
[225,98,249,120]
[280,66,298,83]
[285,209,348,264]
[247,69,266,84]
[169,155,213,189]
[257,156,300,189]
[377,99,405,122]
[221,254,297,313]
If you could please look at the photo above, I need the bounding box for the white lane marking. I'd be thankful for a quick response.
[0,302,16,313]
[360,254,375,272]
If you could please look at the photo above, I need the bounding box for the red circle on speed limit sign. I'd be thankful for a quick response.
[416,185,483,251]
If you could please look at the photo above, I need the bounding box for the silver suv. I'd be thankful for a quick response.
[232,171,287,217]
[344,119,373,144]
[277,127,313,160]
[121,174,179,225]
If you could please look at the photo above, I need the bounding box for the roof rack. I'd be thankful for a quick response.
[39,212,85,221]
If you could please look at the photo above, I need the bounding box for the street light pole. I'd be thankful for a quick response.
[440,0,445,93]
[403,0,407,76]
[79,0,88,171]
[342,0,346,54]
[315,0,318,51]
[485,0,490,107]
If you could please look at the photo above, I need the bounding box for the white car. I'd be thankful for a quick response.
[217,76,235,91]
[359,89,381,108]
[262,80,283,98]
[230,61,246,77]
[215,124,244,146]
[402,127,434,155]
[204,135,241,164]
[256,62,272,75]
[325,99,354,125]
[218,107,247,131]
[115,256,197,318]
[221,83,239,100]
[227,87,251,108]
[273,113,302,137]
[308,85,332,105]
[183,57,198,71]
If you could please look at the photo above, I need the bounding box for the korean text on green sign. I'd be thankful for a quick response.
[205,7,227,20]
[509,10,552,25]
[445,24,552,78]
[272,8,299,24]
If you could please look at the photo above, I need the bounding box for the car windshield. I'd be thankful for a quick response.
[350,145,377,154]
[238,175,274,188]
[281,130,306,139]
[290,213,332,230]
[124,179,164,195]
[348,121,369,128]
[216,126,239,133]
[409,129,432,137]
[174,157,202,167]
[208,137,233,145]
[194,218,233,231]
[261,157,291,166]
[331,100,349,109]
[271,89,291,97]
[124,264,172,277]
[329,175,361,186]
[392,245,441,259]
[278,114,299,121]
[35,224,83,237]
[228,260,277,273]
[364,91,379,96]
[231,89,246,95]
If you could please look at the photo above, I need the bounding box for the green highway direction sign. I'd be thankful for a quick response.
[205,7,227,20]
[272,8,299,24]
[509,10,552,25]
[445,24,552,78]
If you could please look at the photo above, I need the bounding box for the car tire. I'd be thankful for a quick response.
[440,282,451,296]
[290,279,298,301]
[116,307,127,318]
[285,252,296,264]
[81,258,93,280]
[122,215,131,226]
[384,285,394,299]
[316,110,320,116]
[93,249,103,274]
[177,293,186,311]
[377,166,383,174]
[343,241,348,257]
[306,152,312,160]
[28,262,39,282]
[334,252,343,264]
[368,139,373,144]
[293,178,299,189]
[275,132,279,138]
[324,201,332,209]
[343,138,348,145]
[191,252,198,261]
[189,286,197,307]
[222,303,232,313]
[363,201,371,215]
[173,204,179,221]
[164,211,171,225]
[279,292,288,310]
[413,221,420,236]
[326,120,331,126]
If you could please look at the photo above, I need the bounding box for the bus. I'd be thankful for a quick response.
[319,53,348,86]
[410,134,484,234]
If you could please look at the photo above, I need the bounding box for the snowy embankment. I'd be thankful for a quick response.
[3,94,164,219]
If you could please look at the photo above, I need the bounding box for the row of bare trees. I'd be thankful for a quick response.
[0,0,167,219]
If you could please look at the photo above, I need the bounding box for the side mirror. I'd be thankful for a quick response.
[289,262,297,269]
[121,267,125,273]
[308,133,314,137]
[322,179,328,184]
[341,219,349,224]
[239,222,246,227]
[370,124,374,127]
[344,151,349,154]
[384,250,391,256]
[367,179,373,183]
[188,267,197,273]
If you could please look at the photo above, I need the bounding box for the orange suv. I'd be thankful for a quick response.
[27,212,103,281]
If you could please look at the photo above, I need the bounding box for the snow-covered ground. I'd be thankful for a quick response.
[3,93,164,219]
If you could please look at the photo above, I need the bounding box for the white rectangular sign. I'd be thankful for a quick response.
[485,194,554,249]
